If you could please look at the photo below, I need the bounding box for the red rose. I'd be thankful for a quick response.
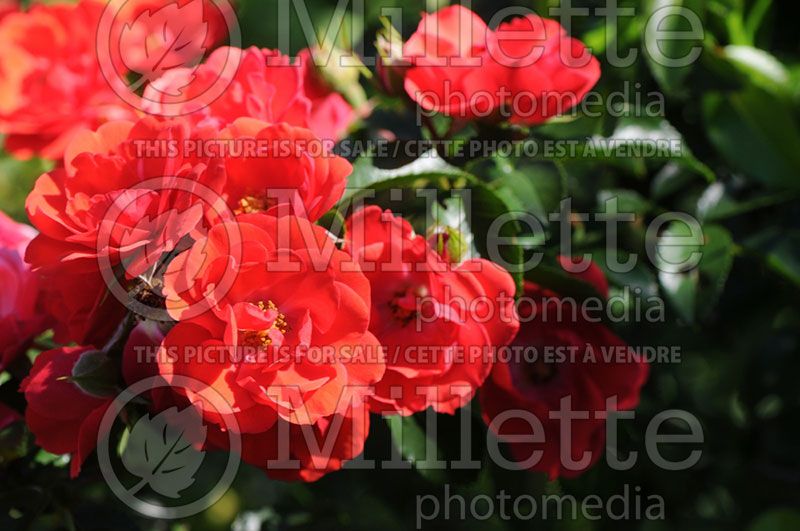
[24,117,226,344]
[0,0,136,159]
[402,6,600,124]
[144,47,307,127]
[121,313,370,482]
[0,0,17,22]
[112,0,232,77]
[0,212,49,370]
[147,395,370,482]
[158,213,384,434]
[25,114,349,344]
[143,46,357,141]
[20,346,111,477]
[241,402,369,482]
[344,206,519,415]
[403,5,493,118]
[480,258,649,479]
[219,118,350,221]
[203,401,370,482]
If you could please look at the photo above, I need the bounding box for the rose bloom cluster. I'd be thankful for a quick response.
[396,5,601,124]
[1,2,647,483]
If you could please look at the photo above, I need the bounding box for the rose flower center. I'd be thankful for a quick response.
[238,300,289,349]
[234,194,277,215]
[388,285,428,324]
[523,357,558,385]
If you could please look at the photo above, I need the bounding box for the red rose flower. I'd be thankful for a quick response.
[402,5,493,118]
[144,47,307,127]
[0,211,49,370]
[24,117,226,344]
[158,213,384,434]
[402,5,600,124]
[0,0,17,22]
[121,311,370,482]
[0,0,136,159]
[197,400,370,482]
[21,346,112,477]
[480,258,649,479]
[143,46,357,141]
[25,113,348,343]
[344,206,519,415]
[112,0,232,78]
[238,401,370,482]
[219,118,350,221]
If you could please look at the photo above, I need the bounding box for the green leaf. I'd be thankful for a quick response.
[744,228,800,287]
[386,409,485,485]
[490,160,564,225]
[654,222,734,323]
[654,221,704,323]
[743,0,773,43]
[598,189,652,216]
[723,45,792,96]
[0,154,52,221]
[651,162,703,201]
[385,415,447,484]
[749,509,800,531]
[534,115,712,181]
[593,249,661,298]
[696,182,797,221]
[343,151,469,203]
[70,350,120,398]
[703,86,800,190]
[604,116,714,181]
[533,116,715,182]
[658,269,698,324]
[644,0,706,96]
[696,225,735,318]
[469,185,525,292]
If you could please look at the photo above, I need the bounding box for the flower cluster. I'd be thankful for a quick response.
[400,5,601,123]
[1,2,647,486]
[0,0,136,158]
[481,257,649,479]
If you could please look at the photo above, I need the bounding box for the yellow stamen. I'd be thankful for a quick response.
[238,300,289,348]
[234,194,275,215]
